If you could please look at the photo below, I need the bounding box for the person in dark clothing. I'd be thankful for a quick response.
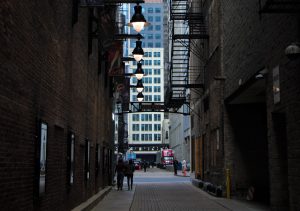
[115,158,125,190]
[142,160,147,172]
[173,158,179,175]
[125,159,135,190]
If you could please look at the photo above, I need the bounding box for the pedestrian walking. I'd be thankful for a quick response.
[115,158,126,190]
[142,160,147,172]
[125,159,135,190]
[173,158,179,175]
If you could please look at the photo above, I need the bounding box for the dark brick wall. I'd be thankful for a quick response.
[266,59,300,210]
[191,0,300,209]
[222,1,298,98]
[0,1,113,210]
[189,0,226,187]
[222,0,300,210]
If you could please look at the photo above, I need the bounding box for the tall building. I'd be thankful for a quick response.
[127,0,167,162]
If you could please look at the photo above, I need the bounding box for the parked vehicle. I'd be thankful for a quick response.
[134,160,141,170]
[156,149,174,168]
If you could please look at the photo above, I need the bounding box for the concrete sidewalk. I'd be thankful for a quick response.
[91,185,135,211]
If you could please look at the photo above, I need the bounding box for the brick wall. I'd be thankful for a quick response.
[222,0,300,209]
[222,1,298,98]
[0,1,114,210]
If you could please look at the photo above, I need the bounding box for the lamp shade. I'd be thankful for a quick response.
[136,80,144,93]
[128,4,150,33]
[135,62,144,80]
[137,92,144,102]
[132,40,144,62]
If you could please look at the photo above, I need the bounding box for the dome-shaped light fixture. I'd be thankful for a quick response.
[132,40,144,62]
[128,4,150,33]
[137,92,144,102]
[285,43,300,60]
[135,62,144,80]
[136,79,144,93]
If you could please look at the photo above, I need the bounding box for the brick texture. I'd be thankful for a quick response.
[190,0,300,209]
[0,1,114,210]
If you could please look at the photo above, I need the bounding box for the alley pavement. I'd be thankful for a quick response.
[91,167,269,211]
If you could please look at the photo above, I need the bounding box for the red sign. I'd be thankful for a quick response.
[162,149,173,157]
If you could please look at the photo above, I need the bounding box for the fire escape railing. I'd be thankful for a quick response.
[166,0,208,113]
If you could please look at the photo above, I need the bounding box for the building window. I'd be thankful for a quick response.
[144,95,152,102]
[141,124,152,131]
[144,52,152,57]
[141,134,152,141]
[132,124,139,131]
[154,69,160,75]
[132,114,139,121]
[148,16,153,22]
[155,8,161,13]
[154,124,161,131]
[131,77,137,84]
[132,134,139,141]
[155,43,161,47]
[147,42,153,48]
[130,42,135,48]
[154,114,161,121]
[148,34,153,39]
[148,8,153,13]
[155,16,161,22]
[143,77,152,84]
[154,77,161,83]
[154,134,161,141]
[144,69,152,75]
[154,60,161,66]
[39,122,48,195]
[154,86,161,92]
[155,25,161,30]
[154,95,161,101]
[144,60,152,66]
[144,86,152,92]
[154,52,161,57]
[148,25,153,31]
[132,95,137,102]
[155,34,161,39]
[141,114,152,121]
[67,132,75,186]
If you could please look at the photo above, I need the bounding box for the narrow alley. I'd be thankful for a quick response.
[1,1,299,211]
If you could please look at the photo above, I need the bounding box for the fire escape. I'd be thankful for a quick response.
[165,0,208,114]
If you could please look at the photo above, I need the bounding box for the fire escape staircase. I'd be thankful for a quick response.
[165,0,208,113]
